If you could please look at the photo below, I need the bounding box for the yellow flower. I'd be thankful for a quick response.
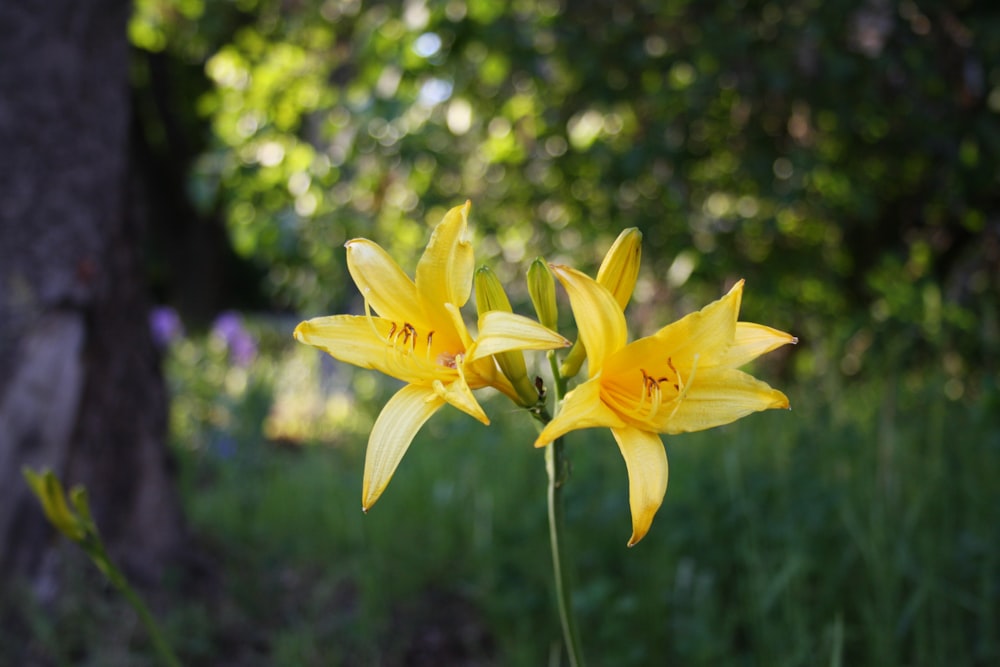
[294,202,569,510]
[536,265,796,546]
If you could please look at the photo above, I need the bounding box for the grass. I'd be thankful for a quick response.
[175,362,999,666]
[6,325,999,666]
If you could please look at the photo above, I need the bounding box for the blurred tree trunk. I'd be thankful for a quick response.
[0,0,184,593]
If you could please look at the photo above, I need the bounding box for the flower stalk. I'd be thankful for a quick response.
[546,435,584,667]
[23,468,182,667]
[538,351,585,667]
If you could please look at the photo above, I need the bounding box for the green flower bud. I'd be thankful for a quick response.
[474,266,538,406]
[475,265,513,315]
[23,467,88,543]
[527,258,558,331]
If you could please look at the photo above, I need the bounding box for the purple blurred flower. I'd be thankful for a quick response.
[210,433,238,460]
[149,306,184,348]
[211,311,257,366]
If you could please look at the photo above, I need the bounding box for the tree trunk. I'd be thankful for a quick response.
[0,0,184,594]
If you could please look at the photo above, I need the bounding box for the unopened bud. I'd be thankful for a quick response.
[475,265,513,315]
[527,258,558,331]
[474,266,537,406]
[22,468,88,543]
[596,227,642,309]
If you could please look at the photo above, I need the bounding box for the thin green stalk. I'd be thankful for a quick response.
[546,436,584,666]
[540,351,585,667]
[91,543,183,667]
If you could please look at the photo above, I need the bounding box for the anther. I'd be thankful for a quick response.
[667,354,699,420]
[401,322,417,352]
[667,357,679,390]
[641,368,652,396]
[639,368,664,414]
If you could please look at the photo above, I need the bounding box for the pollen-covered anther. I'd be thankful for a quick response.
[383,321,425,355]
[666,357,680,390]
[638,368,668,418]
[400,322,417,352]
[425,331,435,359]
[640,368,670,396]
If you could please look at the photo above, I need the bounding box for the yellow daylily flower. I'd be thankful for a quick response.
[294,202,569,510]
[536,265,796,546]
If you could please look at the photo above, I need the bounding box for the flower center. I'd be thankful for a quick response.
[636,355,699,420]
[363,299,462,374]
[436,351,458,368]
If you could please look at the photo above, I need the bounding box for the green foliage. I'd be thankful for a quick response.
[131,0,999,389]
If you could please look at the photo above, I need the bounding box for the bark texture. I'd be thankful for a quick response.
[0,0,184,593]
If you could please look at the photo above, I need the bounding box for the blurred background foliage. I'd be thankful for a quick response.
[131,0,999,391]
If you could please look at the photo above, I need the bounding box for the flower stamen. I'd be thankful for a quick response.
[401,322,417,352]
[638,369,650,411]
[667,354,699,420]
[364,299,388,344]
[638,368,670,419]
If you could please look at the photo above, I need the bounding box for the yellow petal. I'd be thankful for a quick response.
[609,427,667,547]
[294,315,444,384]
[596,227,642,310]
[550,265,627,376]
[720,322,798,368]
[601,334,667,385]
[363,384,446,510]
[468,311,570,361]
[345,239,422,327]
[443,301,474,352]
[473,271,537,404]
[416,201,475,319]
[432,370,490,425]
[534,377,627,447]
[640,280,743,369]
[654,367,790,434]
[464,354,520,402]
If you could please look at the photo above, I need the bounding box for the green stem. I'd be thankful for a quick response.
[119,581,183,667]
[542,351,585,667]
[87,541,182,667]
[546,437,584,666]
